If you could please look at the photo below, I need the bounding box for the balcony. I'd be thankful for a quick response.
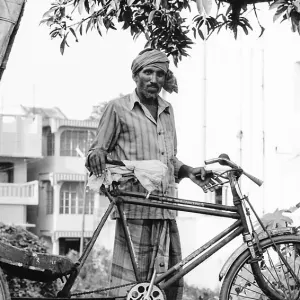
[0,180,39,205]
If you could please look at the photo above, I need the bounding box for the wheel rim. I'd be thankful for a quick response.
[0,280,7,300]
[227,241,300,300]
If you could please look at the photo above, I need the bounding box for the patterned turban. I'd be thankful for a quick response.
[131,48,178,94]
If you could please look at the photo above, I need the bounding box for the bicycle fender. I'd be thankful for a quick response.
[219,227,297,281]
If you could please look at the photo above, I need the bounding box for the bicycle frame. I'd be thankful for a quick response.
[58,171,258,298]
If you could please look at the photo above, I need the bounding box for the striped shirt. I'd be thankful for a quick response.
[89,90,183,219]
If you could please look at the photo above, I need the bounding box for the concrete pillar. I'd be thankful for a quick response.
[52,235,59,255]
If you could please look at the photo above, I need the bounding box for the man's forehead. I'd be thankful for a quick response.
[141,65,166,73]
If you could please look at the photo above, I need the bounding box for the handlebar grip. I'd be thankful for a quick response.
[204,158,219,165]
[243,170,264,186]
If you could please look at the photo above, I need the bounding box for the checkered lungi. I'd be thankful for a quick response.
[109,219,183,300]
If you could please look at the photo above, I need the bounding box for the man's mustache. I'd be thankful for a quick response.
[147,84,159,89]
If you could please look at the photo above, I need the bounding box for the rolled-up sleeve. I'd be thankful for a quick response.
[89,101,121,153]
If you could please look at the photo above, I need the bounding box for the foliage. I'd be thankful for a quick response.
[183,283,219,299]
[41,0,300,66]
[87,101,108,121]
[62,247,111,297]
[254,205,298,232]
[0,222,58,298]
[87,94,124,121]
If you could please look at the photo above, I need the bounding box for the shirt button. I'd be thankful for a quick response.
[161,151,165,155]
[158,131,162,135]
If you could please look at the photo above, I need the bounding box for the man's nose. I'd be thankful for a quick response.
[150,74,158,83]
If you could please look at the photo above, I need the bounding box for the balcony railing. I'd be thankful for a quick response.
[0,180,39,205]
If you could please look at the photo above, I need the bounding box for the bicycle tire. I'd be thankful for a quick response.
[219,235,300,300]
[0,267,10,300]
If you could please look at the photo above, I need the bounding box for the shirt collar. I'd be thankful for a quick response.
[129,90,170,113]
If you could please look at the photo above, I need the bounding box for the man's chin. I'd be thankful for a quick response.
[144,92,158,99]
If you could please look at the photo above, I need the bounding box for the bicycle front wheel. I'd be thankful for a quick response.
[220,235,300,300]
[0,267,10,300]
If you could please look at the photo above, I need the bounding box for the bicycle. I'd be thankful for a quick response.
[1,153,300,300]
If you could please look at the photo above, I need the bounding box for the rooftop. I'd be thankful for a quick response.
[21,106,68,119]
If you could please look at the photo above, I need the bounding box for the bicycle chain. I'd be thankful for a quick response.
[71,281,137,296]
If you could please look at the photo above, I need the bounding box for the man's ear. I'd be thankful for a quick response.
[132,73,138,83]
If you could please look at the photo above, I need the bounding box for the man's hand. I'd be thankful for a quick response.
[187,167,218,193]
[85,149,107,177]
[178,165,218,193]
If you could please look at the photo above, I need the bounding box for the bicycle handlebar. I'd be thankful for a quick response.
[106,155,263,186]
[205,153,264,187]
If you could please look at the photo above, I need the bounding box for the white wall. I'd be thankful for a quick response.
[0,204,26,225]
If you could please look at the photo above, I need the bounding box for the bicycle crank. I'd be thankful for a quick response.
[126,282,165,300]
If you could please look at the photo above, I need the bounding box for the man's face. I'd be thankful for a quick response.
[133,66,166,100]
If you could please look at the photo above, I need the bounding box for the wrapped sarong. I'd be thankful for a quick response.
[109,219,183,300]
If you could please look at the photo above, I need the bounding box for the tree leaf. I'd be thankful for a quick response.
[196,0,204,16]
[225,4,232,15]
[258,25,265,37]
[202,0,212,15]
[269,0,287,10]
[285,5,293,18]
[42,7,57,19]
[273,5,288,22]
[86,18,93,33]
[96,22,102,36]
[60,34,68,55]
[84,0,90,13]
[198,28,205,39]
[241,23,248,35]
[192,27,197,38]
[69,27,78,41]
[148,10,156,23]
[254,209,293,231]
[127,0,135,6]
[155,0,161,10]
[78,0,84,14]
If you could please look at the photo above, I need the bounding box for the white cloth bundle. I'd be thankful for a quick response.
[87,160,168,193]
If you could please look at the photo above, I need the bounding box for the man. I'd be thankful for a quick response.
[86,48,214,300]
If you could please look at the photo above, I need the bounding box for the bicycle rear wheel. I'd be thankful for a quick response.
[220,235,300,300]
[0,267,10,300]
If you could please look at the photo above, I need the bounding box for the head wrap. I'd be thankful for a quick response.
[131,48,178,94]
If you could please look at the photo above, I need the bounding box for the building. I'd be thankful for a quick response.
[0,114,41,227]
[25,107,100,255]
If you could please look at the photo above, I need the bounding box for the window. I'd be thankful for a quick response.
[45,181,54,214]
[0,163,13,183]
[60,182,94,214]
[60,130,95,157]
[214,186,228,205]
[294,62,300,112]
[215,187,223,205]
[43,127,55,156]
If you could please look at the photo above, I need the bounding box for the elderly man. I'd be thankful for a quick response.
[86,48,212,300]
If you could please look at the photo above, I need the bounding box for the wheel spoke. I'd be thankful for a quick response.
[264,246,289,298]
[231,280,266,297]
